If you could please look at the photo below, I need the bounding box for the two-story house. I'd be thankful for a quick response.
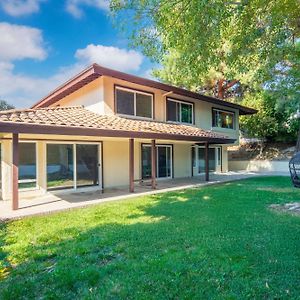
[0,64,256,209]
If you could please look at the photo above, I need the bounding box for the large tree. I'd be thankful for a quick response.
[111,0,300,99]
[111,0,300,141]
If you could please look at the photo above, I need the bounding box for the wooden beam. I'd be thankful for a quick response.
[205,142,209,182]
[129,138,134,193]
[151,139,156,189]
[12,133,19,210]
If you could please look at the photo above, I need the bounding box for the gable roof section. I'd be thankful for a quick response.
[0,106,235,144]
[31,64,257,115]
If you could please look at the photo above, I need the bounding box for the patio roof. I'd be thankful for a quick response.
[0,106,235,144]
[31,64,257,115]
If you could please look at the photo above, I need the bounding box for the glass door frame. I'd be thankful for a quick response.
[141,144,173,180]
[192,145,222,176]
[46,141,103,191]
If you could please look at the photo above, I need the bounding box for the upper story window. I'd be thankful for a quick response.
[212,108,235,129]
[115,86,153,119]
[166,98,194,124]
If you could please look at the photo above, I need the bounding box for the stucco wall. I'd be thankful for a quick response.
[52,75,239,143]
[0,138,230,200]
[229,160,290,173]
[55,77,104,113]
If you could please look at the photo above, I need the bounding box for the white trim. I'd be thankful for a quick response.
[115,86,154,119]
[73,144,77,190]
[192,145,221,175]
[166,97,194,124]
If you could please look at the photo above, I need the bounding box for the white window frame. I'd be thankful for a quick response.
[166,97,194,124]
[192,145,222,175]
[115,86,154,120]
[212,108,235,130]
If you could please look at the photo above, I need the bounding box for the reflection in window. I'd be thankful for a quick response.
[212,109,234,129]
[167,98,193,124]
[76,144,99,187]
[47,144,73,189]
[116,87,153,118]
[19,143,37,189]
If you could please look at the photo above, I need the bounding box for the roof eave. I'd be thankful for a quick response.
[0,121,236,144]
[31,63,257,116]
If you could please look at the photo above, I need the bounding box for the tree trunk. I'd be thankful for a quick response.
[217,79,239,99]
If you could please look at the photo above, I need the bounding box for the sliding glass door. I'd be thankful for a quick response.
[47,144,74,189]
[47,143,101,190]
[76,144,99,187]
[192,146,221,175]
[142,145,172,179]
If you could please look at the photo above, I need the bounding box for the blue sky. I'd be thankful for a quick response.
[0,0,155,108]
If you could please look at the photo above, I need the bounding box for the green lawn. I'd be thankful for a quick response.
[1,176,300,299]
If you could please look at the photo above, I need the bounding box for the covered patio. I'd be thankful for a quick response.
[0,172,258,220]
[0,106,235,211]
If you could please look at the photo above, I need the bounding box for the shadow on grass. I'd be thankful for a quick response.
[0,177,300,299]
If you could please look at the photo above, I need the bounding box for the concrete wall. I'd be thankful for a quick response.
[229,160,290,173]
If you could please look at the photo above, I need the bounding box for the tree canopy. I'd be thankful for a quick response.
[111,0,300,141]
[0,100,14,111]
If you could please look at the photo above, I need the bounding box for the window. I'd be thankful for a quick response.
[116,87,153,119]
[47,144,74,189]
[212,108,235,129]
[19,143,37,189]
[166,98,193,124]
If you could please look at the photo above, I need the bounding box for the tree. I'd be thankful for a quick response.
[0,100,14,111]
[111,0,300,142]
[111,0,300,99]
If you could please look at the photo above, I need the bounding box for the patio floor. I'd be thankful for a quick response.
[0,171,288,220]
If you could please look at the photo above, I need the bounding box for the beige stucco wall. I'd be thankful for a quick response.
[54,77,104,113]
[0,137,231,200]
[173,143,191,178]
[52,75,239,144]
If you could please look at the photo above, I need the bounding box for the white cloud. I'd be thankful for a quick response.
[65,0,109,18]
[0,0,44,17]
[0,41,144,108]
[75,44,143,72]
[0,22,47,61]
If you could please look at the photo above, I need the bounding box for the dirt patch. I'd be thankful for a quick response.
[228,142,295,161]
[269,202,300,215]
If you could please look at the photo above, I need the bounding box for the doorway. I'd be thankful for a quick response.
[142,144,173,179]
[192,146,222,175]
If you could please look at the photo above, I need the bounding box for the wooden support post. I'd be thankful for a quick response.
[151,139,156,189]
[129,138,134,193]
[205,142,209,182]
[12,133,19,210]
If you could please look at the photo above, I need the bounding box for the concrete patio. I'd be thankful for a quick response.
[0,171,288,220]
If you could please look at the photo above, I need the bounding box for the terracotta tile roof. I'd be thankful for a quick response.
[0,106,234,143]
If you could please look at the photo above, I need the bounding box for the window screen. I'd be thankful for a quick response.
[116,87,153,118]
[167,99,193,124]
[116,89,134,115]
[136,93,152,118]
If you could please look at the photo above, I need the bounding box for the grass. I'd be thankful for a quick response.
[1,176,300,299]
